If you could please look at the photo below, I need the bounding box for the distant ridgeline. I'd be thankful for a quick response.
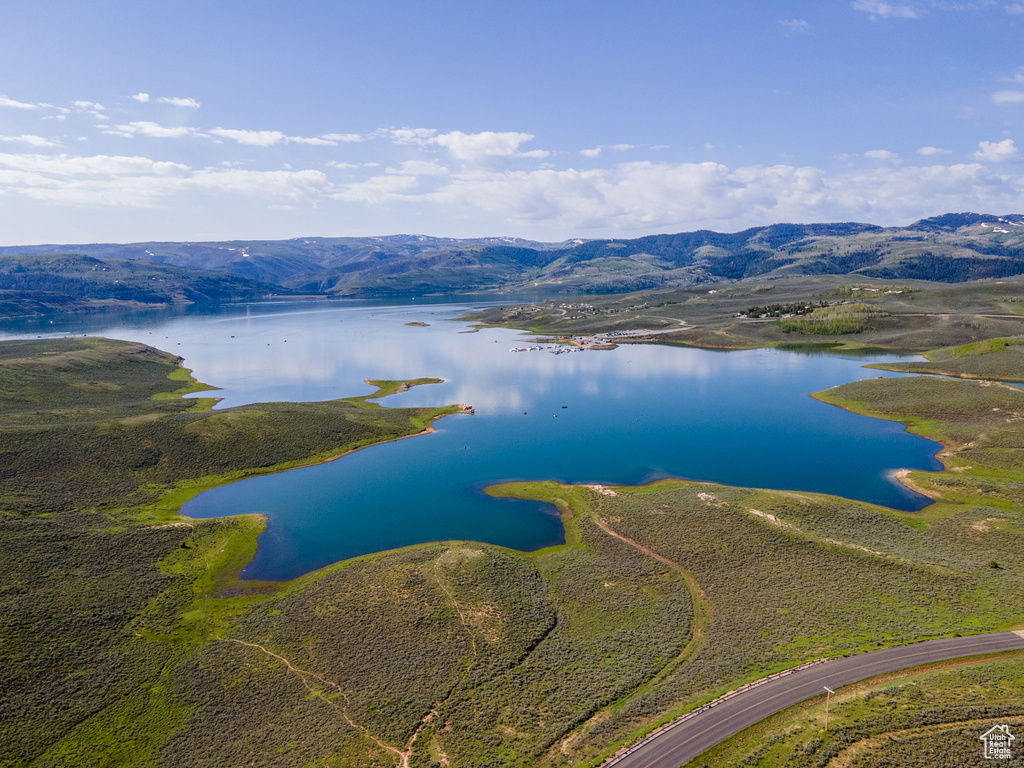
[0,254,283,318]
[1,213,1022,310]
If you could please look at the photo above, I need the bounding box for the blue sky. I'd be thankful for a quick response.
[1,0,1022,245]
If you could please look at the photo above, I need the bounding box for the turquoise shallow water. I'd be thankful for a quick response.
[2,299,943,581]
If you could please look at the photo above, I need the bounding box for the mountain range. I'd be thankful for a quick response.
[1,213,1022,309]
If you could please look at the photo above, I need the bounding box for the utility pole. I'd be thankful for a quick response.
[823,686,835,731]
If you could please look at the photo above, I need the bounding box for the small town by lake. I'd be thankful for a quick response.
[2,298,942,581]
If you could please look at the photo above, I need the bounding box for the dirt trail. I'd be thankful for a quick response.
[552,510,713,758]
[220,638,406,764]
[591,515,713,665]
[398,554,486,767]
[222,550,485,768]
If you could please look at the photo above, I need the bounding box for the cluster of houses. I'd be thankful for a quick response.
[509,345,584,355]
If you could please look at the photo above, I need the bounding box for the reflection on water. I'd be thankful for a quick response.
[2,299,944,581]
[775,343,919,359]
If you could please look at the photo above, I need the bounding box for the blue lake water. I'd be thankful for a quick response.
[1,298,943,581]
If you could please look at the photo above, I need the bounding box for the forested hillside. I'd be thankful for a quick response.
[0,254,283,318]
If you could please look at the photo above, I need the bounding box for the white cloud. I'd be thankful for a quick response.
[3,134,1022,237]
[384,127,549,161]
[322,133,363,143]
[287,136,337,146]
[402,159,1024,234]
[331,174,419,203]
[0,96,40,109]
[208,127,343,147]
[72,100,105,111]
[778,19,812,35]
[326,161,380,169]
[387,127,438,145]
[0,134,61,148]
[972,139,1020,162]
[187,168,329,198]
[103,121,198,139]
[100,127,135,139]
[0,152,189,178]
[431,131,549,162]
[864,149,898,160]
[0,151,329,207]
[129,93,199,108]
[209,127,287,146]
[851,0,921,18]
[425,162,799,229]
[385,160,449,176]
[157,96,200,109]
[992,90,1024,103]
[583,143,636,157]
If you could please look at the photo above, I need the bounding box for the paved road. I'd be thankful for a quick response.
[608,631,1024,768]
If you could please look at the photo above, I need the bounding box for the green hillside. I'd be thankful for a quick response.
[0,254,283,319]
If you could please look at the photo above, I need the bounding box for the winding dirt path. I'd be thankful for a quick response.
[551,507,714,758]
[397,556,485,767]
[590,515,713,678]
[221,550,487,768]
[219,638,406,764]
